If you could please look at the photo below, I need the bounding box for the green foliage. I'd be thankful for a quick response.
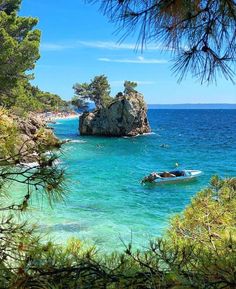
[73,75,113,109]
[10,82,42,116]
[0,107,20,159]
[72,82,90,110]
[89,0,236,83]
[73,77,141,110]
[162,177,236,287]
[8,82,68,116]
[124,80,138,95]
[71,96,89,111]
[0,158,235,289]
[90,75,112,108]
[0,1,67,114]
[0,109,235,289]
[0,1,235,288]
[0,109,67,286]
[27,85,68,112]
[0,0,40,106]
[0,0,21,14]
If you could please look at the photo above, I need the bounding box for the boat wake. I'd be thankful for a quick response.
[122,132,156,139]
[70,140,87,144]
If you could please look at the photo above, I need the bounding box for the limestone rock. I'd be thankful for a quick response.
[0,110,62,164]
[16,114,61,162]
[79,92,151,137]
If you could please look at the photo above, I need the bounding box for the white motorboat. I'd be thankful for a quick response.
[141,170,202,184]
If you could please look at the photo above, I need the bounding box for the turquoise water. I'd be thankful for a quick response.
[29,110,236,251]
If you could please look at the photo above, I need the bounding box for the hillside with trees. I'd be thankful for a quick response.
[0,0,67,114]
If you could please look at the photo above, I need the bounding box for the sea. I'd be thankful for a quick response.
[24,109,236,251]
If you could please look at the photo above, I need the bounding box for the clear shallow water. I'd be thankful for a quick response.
[27,110,236,251]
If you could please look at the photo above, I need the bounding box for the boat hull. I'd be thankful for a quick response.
[143,170,202,185]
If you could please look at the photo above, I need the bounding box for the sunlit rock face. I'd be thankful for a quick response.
[16,114,61,162]
[79,92,151,137]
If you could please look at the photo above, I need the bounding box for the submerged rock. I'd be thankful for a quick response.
[79,92,151,137]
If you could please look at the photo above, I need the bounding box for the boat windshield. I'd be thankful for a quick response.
[169,170,185,177]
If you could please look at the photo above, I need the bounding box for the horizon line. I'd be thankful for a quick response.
[148,103,236,105]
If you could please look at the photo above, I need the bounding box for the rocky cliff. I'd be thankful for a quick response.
[17,113,60,146]
[79,92,151,137]
[16,114,62,162]
[0,110,61,164]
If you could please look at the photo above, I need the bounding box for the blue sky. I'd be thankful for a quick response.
[20,0,235,104]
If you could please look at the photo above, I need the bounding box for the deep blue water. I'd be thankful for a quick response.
[28,109,236,251]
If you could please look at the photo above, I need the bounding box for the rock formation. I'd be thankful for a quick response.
[79,92,151,137]
[14,113,61,162]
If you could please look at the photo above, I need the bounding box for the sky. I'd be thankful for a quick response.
[20,0,236,104]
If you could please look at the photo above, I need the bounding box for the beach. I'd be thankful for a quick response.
[38,111,80,122]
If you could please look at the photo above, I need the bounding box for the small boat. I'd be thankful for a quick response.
[141,170,202,184]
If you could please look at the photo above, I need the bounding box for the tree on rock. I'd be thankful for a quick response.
[72,83,90,110]
[124,81,137,95]
[72,75,112,110]
[89,75,112,108]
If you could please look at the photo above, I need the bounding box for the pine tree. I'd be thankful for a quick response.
[88,0,236,83]
[0,0,40,107]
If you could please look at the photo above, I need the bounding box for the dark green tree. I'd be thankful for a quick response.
[73,83,90,100]
[29,85,68,112]
[0,0,40,107]
[89,75,112,108]
[8,82,68,115]
[72,82,91,110]
[73,75,112,109]
[0,108,66,287]
[88,0,236,83]
[124,80,138,95]
[71,97,89,111]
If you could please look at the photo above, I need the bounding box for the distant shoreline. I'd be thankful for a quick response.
[38,111,80,122]
[148,104,236,109]
[49,114,80,121]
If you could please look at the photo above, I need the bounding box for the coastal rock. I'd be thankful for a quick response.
[79,92,151,137]
[0,109,62,165]
[16,114,61,162]
[14,113,45,135]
